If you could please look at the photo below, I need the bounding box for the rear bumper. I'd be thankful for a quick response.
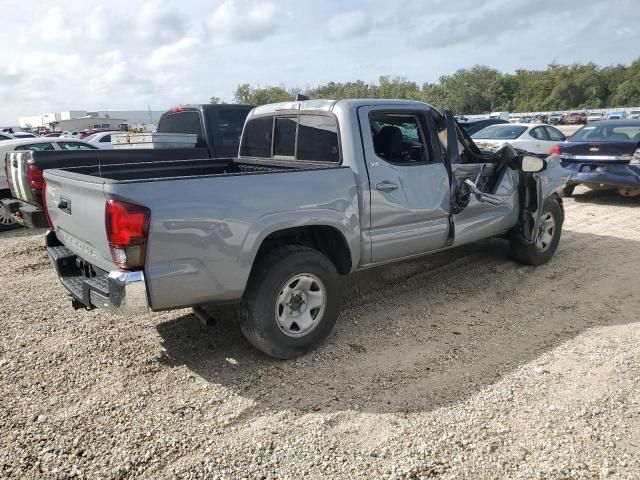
[561,161,640,189]
[1,198,49,228]
[46,230,150,315]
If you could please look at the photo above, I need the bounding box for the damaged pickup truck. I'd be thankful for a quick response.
[43,99,570,359]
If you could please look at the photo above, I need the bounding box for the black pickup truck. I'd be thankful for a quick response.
[2,104,253,228]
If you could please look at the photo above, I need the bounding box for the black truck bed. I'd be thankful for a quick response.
[50,157,333,184]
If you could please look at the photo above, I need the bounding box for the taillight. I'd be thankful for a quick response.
[105,200,150,270]
[549,145,561,155]
[27,164,44,192]
[42,182,53,228]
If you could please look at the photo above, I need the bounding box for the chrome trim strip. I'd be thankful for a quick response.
[560,154,631,161]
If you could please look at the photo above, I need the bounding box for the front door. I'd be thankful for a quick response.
[359,106,451,263]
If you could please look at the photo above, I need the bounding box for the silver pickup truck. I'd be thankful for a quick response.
[43,99,570,359]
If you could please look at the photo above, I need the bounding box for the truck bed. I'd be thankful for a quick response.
[52,157,326,183]
[44,158,358,310]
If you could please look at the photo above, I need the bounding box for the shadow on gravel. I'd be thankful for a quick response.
[572,189,640,207]
[156,230,640,415]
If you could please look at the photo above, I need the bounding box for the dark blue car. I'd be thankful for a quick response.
[555,120,640,197]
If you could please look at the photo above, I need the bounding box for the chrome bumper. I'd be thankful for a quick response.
[88,270,150,315]
[46,230,150,315]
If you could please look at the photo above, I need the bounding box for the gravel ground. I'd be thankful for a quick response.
[1,187,639,479]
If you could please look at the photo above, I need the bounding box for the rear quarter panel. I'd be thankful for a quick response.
[107,166,360,310]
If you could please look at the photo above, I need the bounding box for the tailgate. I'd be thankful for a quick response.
[6,151,35,203]
[44,170,116,273]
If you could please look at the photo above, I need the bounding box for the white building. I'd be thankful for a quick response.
[19,109,166,131]
[57,117,129,132]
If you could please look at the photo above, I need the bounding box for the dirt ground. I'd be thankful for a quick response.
[1,187,639,479]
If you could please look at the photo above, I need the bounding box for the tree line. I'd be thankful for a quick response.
[215,58,640,115]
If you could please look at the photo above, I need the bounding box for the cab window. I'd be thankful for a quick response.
[370,113,429,164]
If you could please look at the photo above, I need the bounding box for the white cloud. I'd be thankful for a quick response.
[147,37,201,69]
[136,1,189,44]
[327,11,371,41]
[208,0,278,43]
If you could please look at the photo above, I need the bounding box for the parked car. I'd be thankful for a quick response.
[79,128,122,139]
[472,123,566,155]
[458,118,509,136]
[42,132,63,137]
[629,110,640,120]
[608,111,627,120]
[548,114,564,125]
[10,132,38,139]
[0,132,14,141]
[42,99,569,359]
[59,131,81,138]
[0,138,97,230]
[565,112,587,124]
[2,104,253,228]
[553,120,640,197]
[587,112,605,123]
[83,131,122,149]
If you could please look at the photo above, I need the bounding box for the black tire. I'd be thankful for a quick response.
[239,245,342,359]
[510,198,563,266]
[562,184,575,197]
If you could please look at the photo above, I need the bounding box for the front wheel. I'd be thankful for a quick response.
[239,245,342,359]
[510,198,563,266]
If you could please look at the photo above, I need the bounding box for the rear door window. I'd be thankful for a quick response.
[544,126,565,141]
[529,127,550,140]
[370,113,429,164]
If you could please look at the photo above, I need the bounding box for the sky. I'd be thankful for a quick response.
[1,0,639,125]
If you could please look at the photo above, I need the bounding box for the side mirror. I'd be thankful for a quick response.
[522,155,545,173]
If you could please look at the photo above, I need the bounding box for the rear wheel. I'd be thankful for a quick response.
[510,198,563,266]
[239,245,342,359]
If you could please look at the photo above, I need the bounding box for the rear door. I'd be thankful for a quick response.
[358,105,450,263]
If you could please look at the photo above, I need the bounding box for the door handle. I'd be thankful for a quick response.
[376,181,399,192]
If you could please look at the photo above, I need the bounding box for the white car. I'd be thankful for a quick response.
[471,123,567,155]
[9,132,38,139]
[587,112,604,122]
[83,131,122,149]
[0,138,97,230]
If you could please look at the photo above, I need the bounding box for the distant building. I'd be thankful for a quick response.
[57,117,129,132]
[18,109,166,131]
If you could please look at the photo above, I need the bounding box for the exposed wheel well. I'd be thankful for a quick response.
[253,226,352,275]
